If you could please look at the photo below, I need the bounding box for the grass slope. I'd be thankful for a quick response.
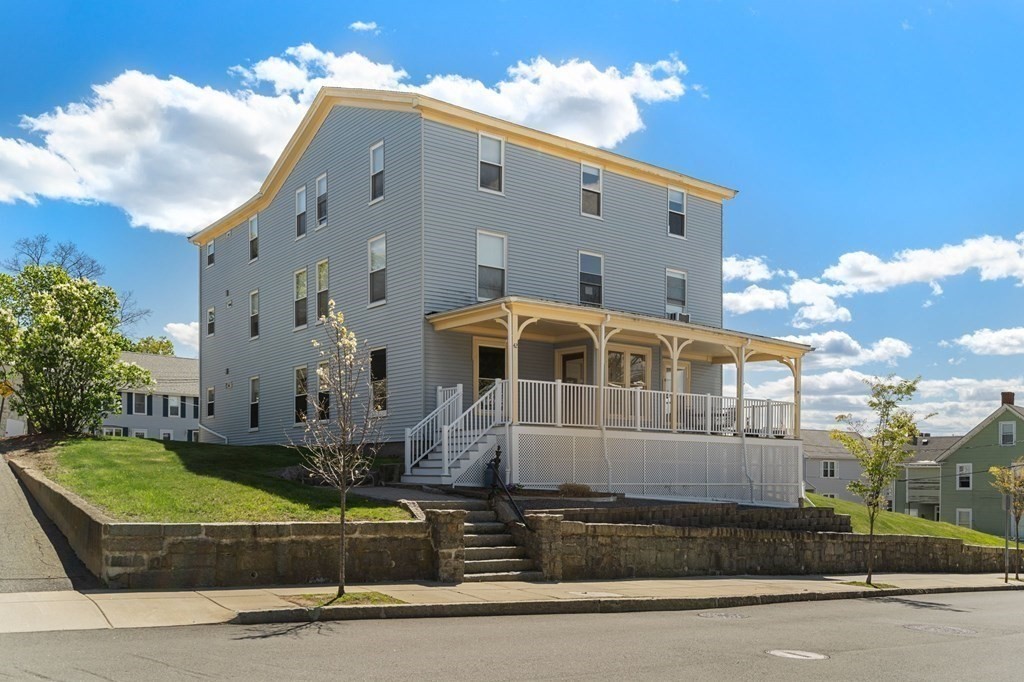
[45,437,410,523]
[807,493,1006,547]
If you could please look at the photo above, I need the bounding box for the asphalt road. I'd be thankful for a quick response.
[0,461,97,593]
[1,591,1021,680]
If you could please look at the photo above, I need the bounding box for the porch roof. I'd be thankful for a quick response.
[426,296,813,365]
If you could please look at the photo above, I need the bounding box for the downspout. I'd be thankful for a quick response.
[200,423,229,444]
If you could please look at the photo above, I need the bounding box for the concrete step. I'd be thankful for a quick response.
[400,474,454,485]
[465,545,527,561]
[418,500,490,512]
[465,558,536,574]
[465,510,497,523]
[465,533,514,548]
[465,521,506,534]
[462,571,545,583]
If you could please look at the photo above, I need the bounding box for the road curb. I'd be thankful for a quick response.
[229,582,1024,625]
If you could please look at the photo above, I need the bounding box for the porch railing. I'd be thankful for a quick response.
[442,379,509,475]
[405,384,463,472]
[515,379,795,438]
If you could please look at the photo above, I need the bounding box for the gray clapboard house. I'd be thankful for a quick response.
[189,88,811,506]
[105,352,200,441]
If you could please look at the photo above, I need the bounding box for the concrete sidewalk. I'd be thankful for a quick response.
[1,573,1021,634]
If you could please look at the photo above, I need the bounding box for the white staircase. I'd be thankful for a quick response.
[402,432,497,484]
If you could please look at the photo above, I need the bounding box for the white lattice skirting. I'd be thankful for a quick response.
[509,425,802,507]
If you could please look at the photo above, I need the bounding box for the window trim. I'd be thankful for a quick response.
[999,421,1016,447]
[667,187,687,239]
[206,239,215,267]
[476,230,508,302]
[293,268,308,330]
[478,132,505,195]
[249,376,260,432]
[206,387,215,418]
[248,216,259,262]
[315,172,328,229]
[578,250,604,307]
[249,290,259,340]
[132,429,147,439]
[369,140,385,204]
[666,268,687,315]
[294,365,309,426]
[368,234,387,307]
[168,395,180,418]
[160,429,173,441]
[956,463,973,491]
[316,259,329,322]
[295,186,307,240]
[955,508,973,529]
[206,307,215,337]
[821,460,836,479]
[369,347,388,416]
[133,392,147,415]
[580,163,603,219]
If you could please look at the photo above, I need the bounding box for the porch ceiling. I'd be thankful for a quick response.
[426,296,812,365]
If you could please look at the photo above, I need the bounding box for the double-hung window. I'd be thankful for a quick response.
[956,463,972,490]
[316,361,330,420]
[168,396,180,418]
[295,187,307,238]
[248,216,259,261]
[668,189,686,237]
[368,235,386,305]
[294,269,308,328]
[294,366,308,424]
[316,173,328,228]
[666,270,687,316]
[370,348,387,414]
[956,508,973,529]
[479,134,504,193]
[206,387,215,418]
[133,392,147,414]
[581,164,602,217]
[249,290,259,339]
[206,239,215,266]
[316,260,329,321]
[477,231,506,300]
[249,377,260,430]
[370,141,384,202]
[206,307,215,336]
[999,421,1016,446]
[579,252,603,306]
[821,460,836,478]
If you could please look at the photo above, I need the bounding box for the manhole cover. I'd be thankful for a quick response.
[698,612,749,619]
[568,591,623,598]
[904,624,976,636]
[766,650,829,661]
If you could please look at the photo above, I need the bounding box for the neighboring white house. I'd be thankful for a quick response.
[102,352,200,442]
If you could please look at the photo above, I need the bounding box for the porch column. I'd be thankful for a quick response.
[735,344,746,436]
[506,308,518,424]
[793,355,802,438]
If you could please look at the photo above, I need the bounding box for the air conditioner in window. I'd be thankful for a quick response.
[666,312,689,323]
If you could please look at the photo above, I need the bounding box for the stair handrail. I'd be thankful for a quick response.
[443,379,507,476]
[405,385,463,473]
[487,446,530,531]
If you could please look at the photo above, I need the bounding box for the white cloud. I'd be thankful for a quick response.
[0,45,693,234]
[164,321,199,355]
[781,330,912,369]
[788,279,853,328]
[722,285,788,314]
[901,19,913,30]
[722,255,778,282]
[348,21,379,33]
[952,327,1024,356]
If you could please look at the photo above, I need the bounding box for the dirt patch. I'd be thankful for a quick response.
[0,435,60,470]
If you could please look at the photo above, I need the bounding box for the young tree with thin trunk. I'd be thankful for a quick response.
[989,458,1024,580]
[831,375,931,586]
[293,301,384,598]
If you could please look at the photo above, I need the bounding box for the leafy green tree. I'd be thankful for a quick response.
[0,265,151,435]
[989,458,1024,580]
[831,375,931,585]
[125,336,176,356]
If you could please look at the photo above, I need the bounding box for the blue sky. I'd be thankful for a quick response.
[1,0,1023,433]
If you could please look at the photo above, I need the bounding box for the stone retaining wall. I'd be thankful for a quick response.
[9,460,465,589]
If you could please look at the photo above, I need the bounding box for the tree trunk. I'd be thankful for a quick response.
[867,510,876,586]
[338,487,347,598]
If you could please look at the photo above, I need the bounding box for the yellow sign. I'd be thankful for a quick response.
[0,381,13,399]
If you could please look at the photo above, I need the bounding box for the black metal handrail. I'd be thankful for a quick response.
[486,446,530,531]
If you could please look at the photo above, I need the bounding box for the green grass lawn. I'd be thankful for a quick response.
[807,493,1007,547]
[43,437,410,523]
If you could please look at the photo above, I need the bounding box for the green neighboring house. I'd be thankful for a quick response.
[895,392,1024,537]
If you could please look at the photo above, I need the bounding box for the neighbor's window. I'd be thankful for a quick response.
[316,260,329,321]
[294,366,308,424]
[206,239,215,266]
[581,164,602,217]
[133,392,147,414]
[316,173,328,228]
[956,508,973,528]
[822,493,836,499]
[668,189,686,237]
[316,361,330,420]
[207,307,215,336]
[369,235,386,304]
[956,463,972,490]
[821,460,836,478]
[168,396,180,418]
[295,186,307,238]
[294,269,308,328]
[248,216,259,261]
[249,290,259,339]
[371,348,388,414]
[206,387,215,418]
[479,134,504,193]
[477,231,506,300]
[666,269,687,316]
[370,141,384,202]
[999,421,1016,446]
[249,377,260,430]
[579,252,603,306]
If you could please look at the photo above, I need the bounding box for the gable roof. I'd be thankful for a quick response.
[802,428,960,463]
[936,403,1024,462]
[188,88,738,246]
[120,352,199,396]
